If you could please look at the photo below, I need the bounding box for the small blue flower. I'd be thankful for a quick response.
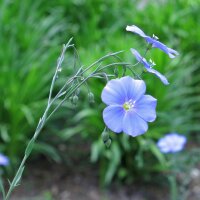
[131,48,169,85]
[126,25,179,58]
[0,153,9,166]
[101,76,157,137]
[157,133,187,153]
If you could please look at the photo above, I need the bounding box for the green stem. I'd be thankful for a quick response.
[5,106,48,200]
[3,42,131,200]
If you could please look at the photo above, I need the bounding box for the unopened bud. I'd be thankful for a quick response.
[114,68,119,77]
[75,88,80,96]
[69,96,73,104]
[101,129,109,143]
[88,92,94,103]
[105,138,112,148]
[72,95,79,105]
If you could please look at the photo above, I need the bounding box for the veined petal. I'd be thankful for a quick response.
[119,76,146,101]
[131,49,169,85]
[122,111,148,136]
[101,78,126,105]
[146,68,169,85]
[103,105,125,133]
[146,38,179,59]
[130,48,151,69]
[126,25,147,37]
[126,25,179,58]
[134,95,157,122]
[167,47,179,58]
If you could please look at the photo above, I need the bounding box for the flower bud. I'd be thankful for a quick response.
[69,96,73,103]
[88,92,94,103]
[105,138,112,148]
[75,88,80,96]
[72,95,79,105]
[114,68,119,77]
[101,129,109,143]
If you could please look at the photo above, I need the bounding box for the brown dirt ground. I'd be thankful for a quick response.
[5,157,199,200]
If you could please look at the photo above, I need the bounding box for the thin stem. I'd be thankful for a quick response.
[3,44,127,200]
[46,76,91,122]
[48,38,73,105]
[5,156,26,200]
[96,62,131,72]
[80,51,124,75]
[5,106,48,200]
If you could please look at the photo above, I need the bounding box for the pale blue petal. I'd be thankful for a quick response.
[101,79,126,106]
[119,76,146,101]
[146,68,169,85]
[130,48,151,68]
[126,25,147,37]
[167,48,179,58]
[157,133,187,153]
[146,38,179,59]
[157,138,171,153]
[165,133,186,152]
[134,95,157,122]
[126,25,179,58]
[103,105,125,133]
[122,111,148,136]
[0,154,9,166]
[131,49,169,85]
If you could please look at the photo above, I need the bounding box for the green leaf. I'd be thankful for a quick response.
[33,142,61,163]
[0,177,5,199]
[25,138,35,157]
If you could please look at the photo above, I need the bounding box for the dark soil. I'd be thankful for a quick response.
[3,156,200,200]
[5,139,200,200]
[9,159,169,200]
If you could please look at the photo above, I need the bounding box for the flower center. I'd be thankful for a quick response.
[123,99,135,111]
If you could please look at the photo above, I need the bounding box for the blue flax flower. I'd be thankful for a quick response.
[157,133,187,153]
[0,153,9,166]
[101,76,157,136]
[126,25,179,58]
[131,48,169,85]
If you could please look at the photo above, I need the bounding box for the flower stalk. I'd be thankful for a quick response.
[2,38,129,200]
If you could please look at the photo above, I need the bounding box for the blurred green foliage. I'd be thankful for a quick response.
[0,0,200,185]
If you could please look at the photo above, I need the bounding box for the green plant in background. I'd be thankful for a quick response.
[0,0,200,198]
[73,0,200,185]
[0,0,70,166]
[0,16,180,199]
[157,133,200,200]
[0,34,131,199]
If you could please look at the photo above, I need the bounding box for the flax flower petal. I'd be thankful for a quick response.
[131,48,169,85]
[103,105,125,133]
[119,76,146,101]
[146,68,169,85]
[101,79,126,106]
[126,25,147,37]
[134,95,157,122]
[157,133,187,153]
[122,111,148,136]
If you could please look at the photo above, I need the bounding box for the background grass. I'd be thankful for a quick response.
[0,0,200,188]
